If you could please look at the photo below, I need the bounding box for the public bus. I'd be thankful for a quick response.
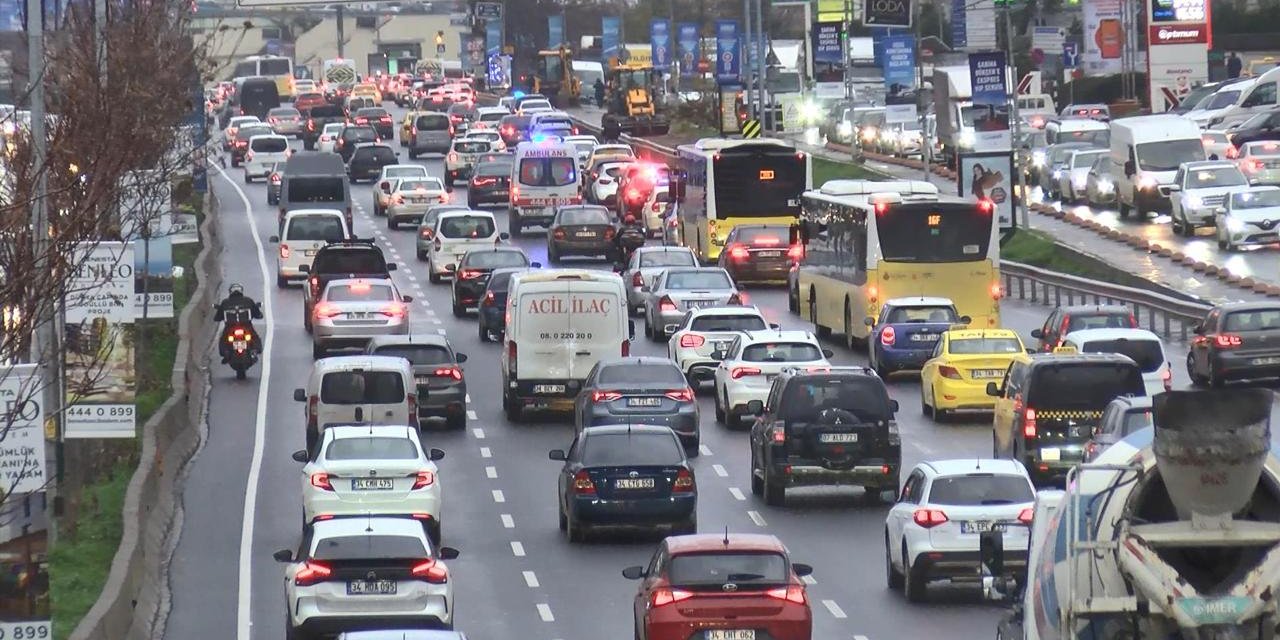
[674,138,812,262]
[233,55,295,98]
[793,179,1002,348]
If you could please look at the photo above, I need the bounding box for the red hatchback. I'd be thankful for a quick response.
[623,533,813,640]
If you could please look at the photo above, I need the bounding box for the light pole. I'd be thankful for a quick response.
[1002,2,1027,229]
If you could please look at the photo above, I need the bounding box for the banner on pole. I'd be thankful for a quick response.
[968,50,1011,151]
[134,236,174,319]
[677,23,699,78]
[813,21,844,98]
[602,16,621,61]
[651,19,671,70]
[548,14,563,48]
[958,151,1016,230]
[64,242,136,439]
[0,365,47,494]
[486,19,502,57]
[715,20,740,85]
[864,0,911,28]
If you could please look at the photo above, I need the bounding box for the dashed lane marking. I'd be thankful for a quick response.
[467,410,478,421]
[437,328,447,334]
[480,446,492,458]
[699,444,712,456]
[485,466,498,479]
[501,513,514,528]
[712,464,728,477]
[492,489,505,503]
[728,487,746,501]
[823,600,847,619]
[466,393,472,403]
[523,570,540,588]
[747,510,767,527]
[472,427,486,439]
[511,541,526,557]
[536,603,554,622]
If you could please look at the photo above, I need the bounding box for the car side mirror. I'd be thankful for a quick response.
[298,264,310,273]
[455,353,468,363]
[770,323,780,330]
[1209,153,1219,161]
[380,181,390,191]
[445,264,456,272]
[1193,323,1205,335]
[821,349,834,359]
[1029,328,1043,339]
[531,261,542,268]
[548,449,567,461]
[387,263,398,271]
[864,317,875,327]
[499,232,510,240]
[1026,347,1036,354]
[889,399,899,413]
[745,399,764,415]
[402,295,414,303]
[1214,206,1227,215]
[291,449,308,463]
[986,382,1001,397]
[792,563,814,577]
[293,388,306,402]
[622,565,646,580]
[429,448,445,461]
[438,546,460,560]
[959,315,972,324]
[273,549,294,563]
[1123,160,1136,176]
[268,235,280,243]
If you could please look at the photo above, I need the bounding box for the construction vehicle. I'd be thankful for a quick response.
[982,388,1280,640]
[601,51,669,137]
[532,46,580,108]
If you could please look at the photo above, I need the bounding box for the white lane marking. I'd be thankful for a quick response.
[822,600,847,619]
[485,466,498,479]
[425,308,437,316]
[437,328,447,334]
[221,166,276,640]
[699,444,712,456]
[492,489,505,503]
[432,318,443,325]
[480,446,492,458]
[801,574,816,585]
[853,635,870,640]
[747,510,767,527]
[466,393,472,403]
[467,410,478,421]
[500,513,515,528]
[729,487,746,501]
[712,464,728,477]
[511,540,526,556]
[472,427,486,439]
[523,570,540,588]
[536,603,555,622]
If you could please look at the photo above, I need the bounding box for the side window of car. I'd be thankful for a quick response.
[1042,310,1059,336]
[645,543,666,577]
[1204,309,1221,333]
[931,338,945,359]
[900,470,924,503]
[764,380,783,415]
[1002,363,1024,398]
[1174,167,1186,187]
[567,435,583,461]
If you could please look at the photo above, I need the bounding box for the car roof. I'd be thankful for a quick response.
[1062,327,1163,343]
[665,533,787,555]
[438,209,494,219]
[381,164,426,172]
[1057,304,1131,314]
[312,516,427,539]
[1026,352,1138,366]
[284,208,344,219]
[312,354,409,371]
[637,245,693,254]
[922,458,1029,477]
[326,424,417,441]
[944,328,1020,340]
[1182,160,1238,170]
[685,305,764,318]
[741,329,817,343]
[337,631,466,640]
[884,296,954,307]
[366,333,452,349]
[581,424,678,438]
[597,356,681,369]
[324,277,395,291]
[1107,395,1154,411]
[248,133,288,141]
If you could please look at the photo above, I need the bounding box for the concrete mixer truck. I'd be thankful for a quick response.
[982,388,1280,640]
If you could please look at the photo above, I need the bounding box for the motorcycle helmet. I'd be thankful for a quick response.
[228,283,245,296]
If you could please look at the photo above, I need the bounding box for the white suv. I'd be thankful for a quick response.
[884,459,1035,603]
[712,330,832,425]
[275,516,459,636]
[243,134,292,182]
[425,210,505,283]
[268,209,348,288]
[668,306,772,385]
[1165,160,1249,236]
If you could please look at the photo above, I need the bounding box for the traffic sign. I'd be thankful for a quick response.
[742,119,761,138]
[476,1,502,19]
[437,43,447,55]
[1062,42,1079,68]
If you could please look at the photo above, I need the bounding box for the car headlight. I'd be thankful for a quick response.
[1097,178,1114,193]
[1186,194,1203,209]
[1226,215,1246,233]
[959,130,975,146]
[800,101,822,122]
[838,122,853,136]
[1073,175,1088,189]
[1138,173,1159,190]
[1053,168,1064,179]
[861,127,878,141]
[1031,150,1046,167]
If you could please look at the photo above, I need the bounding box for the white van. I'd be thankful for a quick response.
[1209,67,1280,128]
[292,355,417,452]
[1109,114,1205,219]
[268,209,348,288]
[1187,77,1257,126]
[509,140,581,236]
[243,134,292,182]
[1044,118,1110,146]
[501,269,633,422]
[425,210,507,283]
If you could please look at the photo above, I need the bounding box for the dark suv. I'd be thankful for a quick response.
[747,367,901,506]
[302,239,397,330]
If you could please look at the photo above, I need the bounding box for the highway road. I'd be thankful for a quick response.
[161,103,1242,640]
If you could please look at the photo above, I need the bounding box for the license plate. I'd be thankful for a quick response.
[351,477,395,490]
[574,231,597,237]
[1041,447,1061,462]
[961,521,1005,534]
[712,340,730,352]
[627,397,662,407]
[345,312,370,319]
[755,250,782,258]
[972,369,1005,379]
[820,433,858,443]
[410,196,427,203]
[707,631,755,640]
[614,477,655,489]
[347,579,397,595]
[415,375,431,384]
[494,190,508,196]
[304,249,317,256]
[910,333,940,341]
[533,384,565,394]
[686,300,712,309]
[232,340,247,351]
[1252,356,1280,366]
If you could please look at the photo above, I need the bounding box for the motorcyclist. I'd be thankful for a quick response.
[594,78,606,108]
[612,213,647,267]
[214,283,263,362]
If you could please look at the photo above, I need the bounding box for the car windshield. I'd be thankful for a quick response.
[251,137,288,152]
[580,432,684,466]
[322,124,344,134]
[269,108,299,118]
[741,342,823,362]
[454,140,489,154]
[1058,129,1109,146]
[315,250,386,273]
[1072,152,1106,168]
[1078,338,1164,373]
[928,474,1033,506]
[476,163,509,177]
[1029,364,1143,408]
[1067,312,1134,331]
[1223,309,1280,332]
[884,306,957,324]
[312,535,426,561]
[415,114,449,130]
[1136,139,1206,171]
[639,251,695,268]
[439,215,495,238]
[780,378,889,421]
[1051,145,1088,164]
[464,251,527,268]
[690,315,766,332]
[287,177,344,204]
[1245,143,1280,159]
[399,179,442,192]
[1106,409,1154,436]
[344,128,377,142]
[518,157,576,186]
[1232,190,1280,208]
[325,437,418,461]
[596,364,686,385]
[1186,167,1246,188]
[286,215,345,241]
[948,337,1023,354]
[1202,90,1242,110]
[357,147,396,163]
[666,271,732,290]
[319,371,405,404]
[326,282,394,302]
[238,127,272,139]
[667,553,789,587]
[559,208,610,225]
[371,344,454,366]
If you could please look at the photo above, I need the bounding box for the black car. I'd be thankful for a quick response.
[354,106,395,140]
[716,224,799,284]
[747,367,901,506]
[235,76,281,120]
[347,143,399,183]
[498,114,531,148]
[229,124,273,167]
[265,162,283,205]
[477,267,529,343]
[1228,108,1280,149]
[573,357,700,454]
[302,239,396,327]
[302,104,345,150]
[449,247,536,317]
[467,161,512,208]
[1032,304,1137,352]
[547,205,616,263]
[1188,302,1280,386]
[447,103,475,133]
[335,125,379,163]
[549,425,697,542]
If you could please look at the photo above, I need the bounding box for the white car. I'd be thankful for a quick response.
[425,210,505,283]
[296,424,445,542]
[275,516,459,637]
[268,209,348,288]
[242,134,292,182]
[884,458,1035,602]
[1061,328,1170,397]
[1201,129,1233,161]
[640,186,670,236]
[1216,186,1280,250]
[712,330,832,425]
[1236,140,1280,185]
[588,160,634,205]
[621,245,698,313]
[1166,160,1249,236]
[518,99,553,114]
[1056,148,1107,203]
[471,106,509,132]
[316,122,345,154]
[463,130,505,152]
[223,115,260,150]
[564,134,600,167]
[668,306,772,386]
[293,79,317,95]
[387,177,450,230]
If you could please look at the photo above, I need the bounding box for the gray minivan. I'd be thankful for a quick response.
[409,112,452,159]
[280,152,353,233]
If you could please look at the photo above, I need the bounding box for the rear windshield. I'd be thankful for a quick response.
[464,251,527,268]
[1113,409,1154,436]
[314,249,386,273]
[666,271,732,290]
[780,378,890,421]
[454,140,489,153]
[439,215,495,238]
[398,179,442,192]
[735,227,789,244]
[355,147,396,163]
[518,157,577,187]
[371,344,453,366]
[487,271,517,291]
[319,370,405,404]
[325,437,418,461]
[479,111,505,122]
[287,177,345,204]
[357,108,388,118]
[238,126,273,140]
[415,115,450,130]
[326,283,395,302]
[667,553,788,587]
[343,128,377,142]
[559,208,610,225]
[741,342,823,362]
[309,105,343,118]
[251,137,288,152]
[1224,309,1280,332]
[1078,338,1164,373]
[1028,363,1143,407]
[596,363,686,385]
[640,251,695,268]
[384,167,426,179]
[927,474,1033,506]
[476,162,509,177]
[1067,312,1134,331]
[313,535,425,561]
[948,337,1023,354]
[885,306,957,324]
[1072,152,1105,168]
[603,165,628,178]
[690,315,767,332]
[580,432,684,466]
[269,108,299,118]
[286,215,345,242]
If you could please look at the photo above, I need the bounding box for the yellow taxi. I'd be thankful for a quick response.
[400,111,422,147]
[919,327,1028,420]
[352,82,382,102]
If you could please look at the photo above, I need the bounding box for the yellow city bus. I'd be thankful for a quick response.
[793,179,1002,349]
[674,138,812,262]
[233,55,295,98]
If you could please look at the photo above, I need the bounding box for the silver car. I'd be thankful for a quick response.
[267,106,304,137]
[409,111,452,159]
[415,204,471,260]
[622,246,698,315]
[310,278,411,359]
[643,267,742,342]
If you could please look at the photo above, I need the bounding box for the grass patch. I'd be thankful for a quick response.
[813,157,884,186]
[1002,228,1133,284]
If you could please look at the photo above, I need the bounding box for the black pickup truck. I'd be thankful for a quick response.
[301,239,397,330]
[302,104,347,150]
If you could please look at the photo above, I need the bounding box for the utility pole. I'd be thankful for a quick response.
[336,5,345,59]
[844,0,853,100]
[915,0,929,181]
[94,0,106,82]
[753,0,765,128]
[1004,4,1027,229]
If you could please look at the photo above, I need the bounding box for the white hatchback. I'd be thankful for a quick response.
[243,134,292,182]
[712,330,832,425]
[1061,327,1171,396]
[425,210,506,283]
[668,306,772,385]
[268,209,348,288]
[317,122,345,154]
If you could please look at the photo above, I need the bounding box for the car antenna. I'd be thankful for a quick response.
[366,515,374,533]
[975,457,982,470]
[723,526,729,546]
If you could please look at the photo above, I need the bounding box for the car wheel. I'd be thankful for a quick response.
[932,389,949,422]
[243,172,252,184]
[508,212,522,237]
[305,428,318,458]
[387,216,399,230]
[904,547,927,603]
[503,391,522,422]
[417,249,427,261]
[788,282,799,313]
[452,296,465,318]
[1118,201,1132,220]
[428,268,441,284]
[714,389,726,424]
[285,613,311,640]
[886,534,904,590]
[566,510,587,543]
[446,411,465,429]
[763,465,785,506]
[1179,213,1196,237]
[1209,364,1225,388]
[558,503,568,531]
[548,244,560,264]
[311,342,325,360]
[1187,353,1208,386]
[809,293,831,338]
[750,451,764,496]
[408,150,417,160]
[478,323,490,343]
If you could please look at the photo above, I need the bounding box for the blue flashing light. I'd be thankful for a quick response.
[513,90,526,98]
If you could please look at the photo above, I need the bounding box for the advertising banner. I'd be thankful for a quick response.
[651,19,671,71]
[602,16,622,61]
[486,19,502,57]
[64,243,136,439]
[964,0,997,50]
[1151,0,1207,23]
[968,51,1011,151]
[882,34,916,97]
[0,365,47,494]
[863,0,911,28]
[677,23,699,78]
[951,0,967,48]
[117,170,173,242]
[719,85,743,135]
[818,0,853,22]
[958,151,1016,230]
[548,14,563,48]
[134,236,174,319]
[1148,42,1209,111]
[715,20,740,85]
[1082,0,1124,75]
[813,21,845,99]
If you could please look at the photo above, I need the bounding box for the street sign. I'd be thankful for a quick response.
[437,43,447,55]
[742,119,762,138]
[476,1,502,19]
[1063,42,1079,68]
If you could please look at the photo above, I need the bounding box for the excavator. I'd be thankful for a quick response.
[532,46,580,109]
[600,53,669,137]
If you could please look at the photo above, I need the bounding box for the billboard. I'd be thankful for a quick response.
[63,243,136,439]
[964,0,997,50]
[651,19,671,71]
[486,19,502,57]
[715,20,740,85]
[677,23,699,78]
[1082,0,1124,75]
[951,0,967,48]
[813,21,845,98]
[863,0,911,28]
[0,365,47,494]
[958,151,1016,230]
[1146,0,1209,112]
[818,0,853,22]
[602,16,621,61]
[135,236,174,319]
[968,50,1011,151]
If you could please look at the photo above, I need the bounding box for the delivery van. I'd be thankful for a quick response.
[1109,114,1205,219]
[501,269,633,422]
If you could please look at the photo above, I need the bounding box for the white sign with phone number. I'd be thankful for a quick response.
[0,622,51,639]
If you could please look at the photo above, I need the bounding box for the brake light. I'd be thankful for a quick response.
[307,395,318,430]
[309,472,333,491]
[727,293,745,305]
[658,296,677,312]
[307,120,315,131]
[672,468,695,492]
[604,227,615,240]
[294,560,333,586]
[313,303,342,318]
[731,367,761,380]
[245,151,254,162]
[473,176,496,186]
[727,244,749,261]
[449,152,459,163]
[766,585,807,604]
[912,508,948,528]
[420,227,434,239]
[278,244,290,259]
[625,187,642,202]
[572,470,596,495]
[938,365,961,379]
[380,116,392,123]
[1161,365,1172,391]
[1023,408,1037,438]
[621,339,630,357]
[632,272,644,288]
[664,388,694,402]
[771,426,785,443]
[679,334,705,348]
[410,559,449,584]
[507,341,517,375]
[355,117,368,124]
[1127,313,1137,328]
[380,304,407,318]
[978,199,995,214]
[651,588,694,607]
[270,174,281,184]
[412,470,435,489]
[881,326,896,346]
[1226,146,1240,159]
[434,366,463,380]
[408,393,417,419]
[867,286,878,303]
[990,282,1003,299]
[787,244,804,261]
[552,228,566,240]
[1017,507,1034,525]
[459,269,483,280]
[592,390,622,403]
[1215,334,1243,349]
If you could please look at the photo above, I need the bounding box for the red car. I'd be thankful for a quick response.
[623,533,813,640]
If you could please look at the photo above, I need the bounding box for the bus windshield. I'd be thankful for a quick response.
[876,203,992,263]
[713,148,806,218]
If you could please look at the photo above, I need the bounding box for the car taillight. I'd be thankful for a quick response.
[433,238,442,250]
[990,282,1003,299]
[270,174,281,184]
[412,470,435,489]
[278,244,290,259]
[1215,334,1242,349]
[787,244,804,261]
[410,558,449,584]
[651,588,693,607]
[459,269,483,280]
[1161,366,1172,391]
[938,365,961,379]
[604,227,615,240]
[307,395,318,428]
[631,272,644,288]
[1017,507,1034,525]
[672,468,695,492]
[420,227,434,239]
[592,390,622,403]
[507,341,517,375]
[449,152,459,162]
[473,176,496,186]
[434,366,463,380]
[482,291,496,306]
[294,560,333,586]
[765,585,807,604]
[552,228,566,240]
[912,508,948,528]
[679,334,705,348]
[309,472,333,491]
[355,117,367,124]
[1127,313,1138,328]
[380,304,407,318]
[236,140,247,148]
[730,367,761,380]
[572,469,596,495]
[314,303,342,318]
[727,244,749,261]
[881,326,896,346]
[1023,408,1037,438]
[380,116,392,123]
[771,426,785,443]
[665,388,694,402]
[622,339,630,356]
[658,296,677,312]
[408,393,417,419]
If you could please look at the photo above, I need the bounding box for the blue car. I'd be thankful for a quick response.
[868,297,965,378]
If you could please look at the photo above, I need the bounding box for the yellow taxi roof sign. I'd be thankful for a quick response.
[1053,346,1078,354]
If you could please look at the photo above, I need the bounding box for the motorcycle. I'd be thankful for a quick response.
[612,215,648,270]
[221,323,258,379]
